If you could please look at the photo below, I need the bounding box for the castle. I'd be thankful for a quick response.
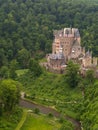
[46,27,97,73]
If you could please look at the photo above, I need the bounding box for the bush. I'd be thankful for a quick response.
[60,125,73,130]
[59,116,65,123]
[48,113,53,118]
[33,108,40,114]
[26,93,36,100]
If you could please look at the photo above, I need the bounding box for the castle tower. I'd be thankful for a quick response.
[93,57,97,66]
[52,39,60,54]
[59,45,63,54]
[47,27,98,74]
[82,47,85,55]
[82,50,92,67]
[52,27,81,60]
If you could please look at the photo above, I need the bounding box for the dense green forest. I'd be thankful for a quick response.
[0,0,98,130]
[0,0,98,69]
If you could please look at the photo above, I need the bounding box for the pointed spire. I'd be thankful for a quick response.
[70,25,72,34]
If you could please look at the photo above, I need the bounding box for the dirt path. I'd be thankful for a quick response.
[19,99,81,130]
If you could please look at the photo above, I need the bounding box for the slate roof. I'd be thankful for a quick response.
[49,53,64,60]
[53,28,80,38]
[84,50,92,58]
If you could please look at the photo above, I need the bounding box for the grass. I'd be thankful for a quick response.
[20,113,61,130]
[16,69,28,76]
[0,107,23,130]
[17,69,82,119]
[39,57,47,62]
[15,109,27,130]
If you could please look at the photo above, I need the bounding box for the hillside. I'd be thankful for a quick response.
[0,0,98,130]
[0,0,98,69]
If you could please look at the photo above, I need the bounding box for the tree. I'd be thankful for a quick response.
[17,48,30,68]
[85,69,95,84]
[80,82,98,130]
[65,61,80,87]
[0,79,21,111]
[0,66,9,79]
[28,58,42,77]
[9,59,19,79]
[0,48,7,67]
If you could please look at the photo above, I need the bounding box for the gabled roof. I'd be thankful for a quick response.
[84,50,92,58]
[49,53,64,60]
[72,39,80,47]
[53,27,80,38]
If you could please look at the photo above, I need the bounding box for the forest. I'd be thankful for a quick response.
[0,0,98,130]
[0,0,98,69]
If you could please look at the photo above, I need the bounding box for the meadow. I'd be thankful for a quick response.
[20,113,61,130]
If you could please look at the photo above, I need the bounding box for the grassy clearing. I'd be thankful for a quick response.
[20,113,61,130]
[16,69,28,76]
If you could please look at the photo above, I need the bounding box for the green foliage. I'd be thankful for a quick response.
[59,120,74,130]
[80,81,98,130]
[59,116,65,123]
[0,102,3,116]
[65,61,80,87]
[16,68,98,129]
[48,113,53,118]
[17,69,82,119]
[0,66,9,79]
[9,60,18,79]
[28,58,42,77]
[0,79,21,111]
[21,113,61,130]
[0,107,23,130]
[0,0,98,68]
[33,108,40,114]
[85,69,95,84]
[16,69,28,76]
[17,48,30,69]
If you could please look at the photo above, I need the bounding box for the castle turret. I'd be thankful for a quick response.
[82,47,85,55]
[82,50,92,68]
[59,45,63,54]
[93,57,97,66]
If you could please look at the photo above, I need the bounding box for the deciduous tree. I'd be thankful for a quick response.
[65,61,80,87]
[28,58,42,77]
[0,79,21,111]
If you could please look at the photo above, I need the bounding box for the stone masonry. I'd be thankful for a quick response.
[47,27,97,72]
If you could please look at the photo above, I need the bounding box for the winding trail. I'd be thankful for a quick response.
[19,99,81,130]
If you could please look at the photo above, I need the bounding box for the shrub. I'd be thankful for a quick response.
[59,116,65,123]
[48,113,53,118]
[33,108,40,114]
[60,125,73,130]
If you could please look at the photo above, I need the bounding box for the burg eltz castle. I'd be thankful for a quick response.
[46,27,97,73]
